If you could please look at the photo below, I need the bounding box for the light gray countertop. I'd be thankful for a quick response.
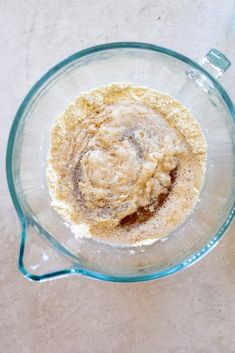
[0,1,235,352]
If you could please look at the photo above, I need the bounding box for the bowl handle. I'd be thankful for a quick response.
[177,49,232,100]
[199,49,231,79]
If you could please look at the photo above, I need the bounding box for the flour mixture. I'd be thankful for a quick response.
[47,84,206,244]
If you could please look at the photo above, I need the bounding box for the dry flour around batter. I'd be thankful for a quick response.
[47,83,206,245]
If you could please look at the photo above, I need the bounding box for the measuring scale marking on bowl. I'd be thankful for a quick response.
[6,43,235,282]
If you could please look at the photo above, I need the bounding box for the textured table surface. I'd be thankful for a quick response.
[1,1,235,352]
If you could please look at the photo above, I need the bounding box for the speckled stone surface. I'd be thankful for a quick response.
[0,1,235,352]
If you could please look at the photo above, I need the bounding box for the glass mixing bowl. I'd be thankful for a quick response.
[6,42,235,282]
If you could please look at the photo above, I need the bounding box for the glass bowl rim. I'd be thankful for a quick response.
[6,41,235,282]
